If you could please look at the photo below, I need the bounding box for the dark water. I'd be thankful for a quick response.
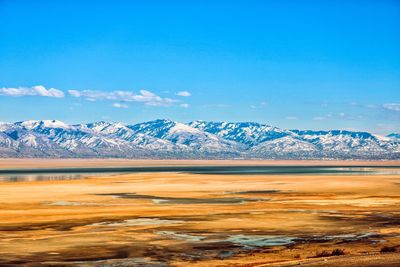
[0,165,398,182]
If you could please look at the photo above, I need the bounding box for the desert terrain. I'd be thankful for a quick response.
[0,159,399,266]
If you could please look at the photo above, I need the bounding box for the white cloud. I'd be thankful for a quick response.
[313,116,326,121]
[34,85,64,98]
[312,112,361,121]
[286,116,297,120]
[350,102,378,109]
[366,104,377,109]
[250,102,268,109]
[68,89,178,107]
[383,103,400,111]
[68,90,81,97]
[0,85,64,98]
[112,103,128,108]
[176,91,191,97]
[180,103,189,108]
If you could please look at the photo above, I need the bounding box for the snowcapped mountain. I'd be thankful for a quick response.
[17,119,71,130]
[128,119,243,152]
[0,119,398,159]
[288,130,399,159]
[387,133,400,141]
[250,135,319,156]
[189,121,291,147]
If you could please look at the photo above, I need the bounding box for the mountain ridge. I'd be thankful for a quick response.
[0,119,398,159]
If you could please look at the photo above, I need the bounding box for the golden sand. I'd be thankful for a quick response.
[0,160,399,266]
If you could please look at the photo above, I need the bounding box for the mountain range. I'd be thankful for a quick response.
[0,119,399,159]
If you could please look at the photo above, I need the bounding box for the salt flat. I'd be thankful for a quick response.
[0,160,399,266]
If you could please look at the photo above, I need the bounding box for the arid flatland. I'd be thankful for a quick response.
[0,160,399,266]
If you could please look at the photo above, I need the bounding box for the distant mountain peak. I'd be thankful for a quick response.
[17,120,70,130]
[0,119,398,159]
[387,133,400,140]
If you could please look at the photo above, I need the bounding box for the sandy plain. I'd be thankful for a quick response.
[0,159,399,266]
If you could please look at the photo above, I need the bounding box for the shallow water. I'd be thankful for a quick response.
[156,231,206,242]
[226,234,296,247]
[0,172,120,182]
[0,165,399,182]
[96,192,262,204]
[90,218,184,227]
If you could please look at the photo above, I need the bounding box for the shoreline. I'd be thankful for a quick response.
[0,158,399,169]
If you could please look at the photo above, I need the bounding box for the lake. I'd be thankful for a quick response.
[0,165,399,182]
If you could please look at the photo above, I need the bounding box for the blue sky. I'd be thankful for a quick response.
[0,0,399,134]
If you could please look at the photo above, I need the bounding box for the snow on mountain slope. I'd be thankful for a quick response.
[251,135,318,154]
[17,120,70,130]
[387,133,400,141]
[80,120,178,151]
[189,120,292,147]
[13,120,127,156]
[0,131,16,148]
[0,119,398,159]
[83,122,146,144]
[291,130,398,154]
[0,123,75,157]
[128,119,243,152]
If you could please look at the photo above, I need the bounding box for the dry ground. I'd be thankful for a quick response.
[0,160,399,266]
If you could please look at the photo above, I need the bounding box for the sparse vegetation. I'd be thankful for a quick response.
[331,248,346,256]
[314,248,345,258]
[315,250,331,257]
[381,246,397,253]
[286,243,295,249]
